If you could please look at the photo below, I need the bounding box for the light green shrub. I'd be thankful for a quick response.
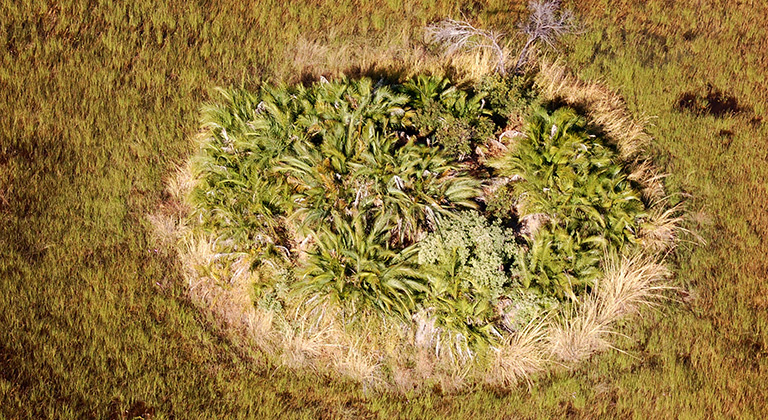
[417,211,518,300]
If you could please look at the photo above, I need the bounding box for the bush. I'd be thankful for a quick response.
[415,211,521,342]
[418,211,518,300]
[402,75,496,160]
[475,73,539,124]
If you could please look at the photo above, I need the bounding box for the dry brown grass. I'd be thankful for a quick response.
[284,29,507,85]
[180,234,277,347]
[278,301,344,369]
[548,298,613,363]
[486,318,549,388]
[628,159,668,203]
[333,341,382,385]
[639,202,687,254]
[597,253,671,320]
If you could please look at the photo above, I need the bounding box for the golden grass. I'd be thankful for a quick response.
[486,318,549,388]
[628,159,668,203]
[548,298,613,363]
[639,202,687,254]
[278,302,344,370]
[283,26,511,86]
[179,234,277,347]
[333,340,382,385]
[596,253,671,321]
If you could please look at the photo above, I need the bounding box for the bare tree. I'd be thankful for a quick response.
[426,19,508,75]
[427,1,577,76]
[514,0,578,73]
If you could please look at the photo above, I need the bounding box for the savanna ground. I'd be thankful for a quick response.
[1,0,767,418]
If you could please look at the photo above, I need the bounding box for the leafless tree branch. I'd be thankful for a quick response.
[426,1,578,76]
[426,19,508,75]
[514,0,578,73]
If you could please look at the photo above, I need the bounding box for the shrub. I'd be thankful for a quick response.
[475,73,539,124]
[415,211,523,343]
[295,215,426,318]
[401,75,495,160]
[417,211,518,300]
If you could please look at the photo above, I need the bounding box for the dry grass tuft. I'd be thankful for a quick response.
[535,58,652,160]
[333,342,382,385]
[146,212,183,249]
[639,202,687,254]
[596,253,671,322]
[549,253,671,362]
[443,48,509,81]
[486,318,549,387]
[548,298,613,363]
[147,162,195,250]
[179,235,277,345]
[278,301,344,369]
[166,161,196,205]
[284,29,505,86]
[629,159,668,203]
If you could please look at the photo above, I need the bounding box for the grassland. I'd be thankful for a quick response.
[1,0,767,418]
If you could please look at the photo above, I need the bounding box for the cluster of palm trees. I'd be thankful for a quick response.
[491,107,646,300]
[192,76,489,318]
[188,75,650,348]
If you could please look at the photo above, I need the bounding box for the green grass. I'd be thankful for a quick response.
[2,0,767,418]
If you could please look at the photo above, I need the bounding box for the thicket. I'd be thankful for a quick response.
[179,66,665,385]
[167,0,677,390]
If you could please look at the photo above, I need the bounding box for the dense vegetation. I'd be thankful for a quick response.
[2,0,767,418]
[184,71,662,383]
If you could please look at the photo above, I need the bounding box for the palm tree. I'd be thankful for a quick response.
[492,107,645,299]
[295,214,427,317]
[352,134,480,246]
